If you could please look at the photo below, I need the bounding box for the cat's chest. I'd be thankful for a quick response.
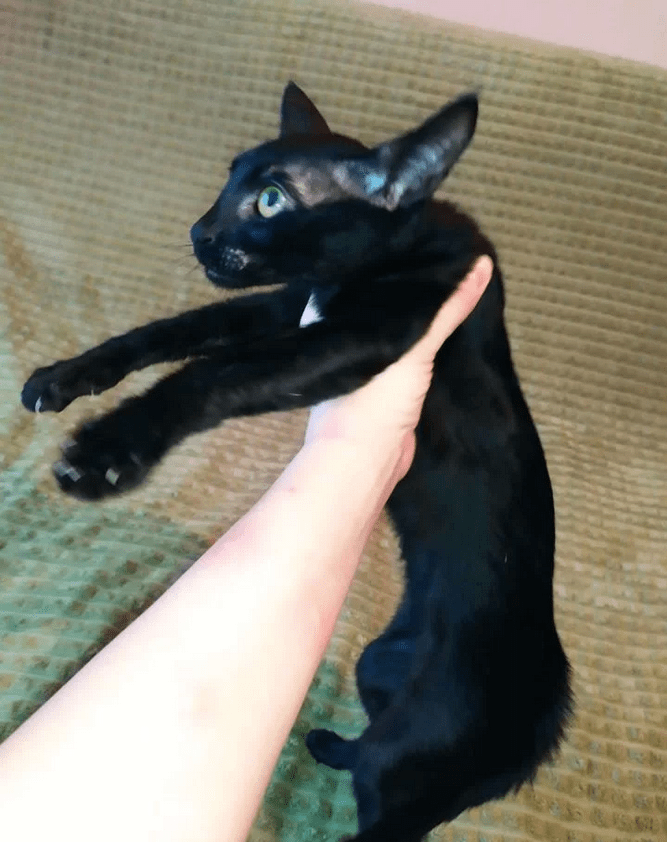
[299,285,340,328]
[299,291,324,327]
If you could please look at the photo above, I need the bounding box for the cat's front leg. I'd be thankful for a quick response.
[21,286,309,414]
[53,401,162,499]
[54,290,443,500]
[22,345,146,414]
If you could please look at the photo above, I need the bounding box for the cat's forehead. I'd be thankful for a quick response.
[227,134,369,205]
[230,134,367,176]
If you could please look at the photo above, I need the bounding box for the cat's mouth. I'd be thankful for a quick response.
[200,247,253,287]
[201,257,273,290]
[203,265,250,288]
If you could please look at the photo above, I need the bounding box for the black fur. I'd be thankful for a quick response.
[21,82,571,839]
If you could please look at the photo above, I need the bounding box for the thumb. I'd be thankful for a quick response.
[416,255,494,360]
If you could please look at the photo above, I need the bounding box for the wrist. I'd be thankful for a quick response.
[216,432,406,587]
[297,431,408,498]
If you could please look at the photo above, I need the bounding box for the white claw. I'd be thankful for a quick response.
[34,397,43,413]
[54,461,82,482]
[105,468,120,486]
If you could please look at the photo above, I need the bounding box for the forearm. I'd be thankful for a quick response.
[0,435,404,842]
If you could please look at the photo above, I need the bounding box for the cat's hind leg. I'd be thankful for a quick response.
[306,730,359,770]
[354,630,416,720]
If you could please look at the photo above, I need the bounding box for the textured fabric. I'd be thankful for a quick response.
[1,1,666,839]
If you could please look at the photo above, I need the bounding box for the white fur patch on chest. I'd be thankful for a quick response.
[299,292,323,327]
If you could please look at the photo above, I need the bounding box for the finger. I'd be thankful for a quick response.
[417,255,494,358]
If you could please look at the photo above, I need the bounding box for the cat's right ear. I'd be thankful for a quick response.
[280,82,332,138]
[342,93,478,210]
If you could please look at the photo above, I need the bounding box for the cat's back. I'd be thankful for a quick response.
[386,199,558,609]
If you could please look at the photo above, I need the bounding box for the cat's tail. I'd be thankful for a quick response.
[305,728,360,771]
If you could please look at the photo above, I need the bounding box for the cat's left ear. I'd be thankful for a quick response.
[344,93,478,210]
[279,82,332,138]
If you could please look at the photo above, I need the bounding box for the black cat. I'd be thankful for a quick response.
[22,83,571,841]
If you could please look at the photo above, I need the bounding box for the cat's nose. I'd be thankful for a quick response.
[190,219,213,247]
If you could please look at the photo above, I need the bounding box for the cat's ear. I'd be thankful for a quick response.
[279,82,332,138]
[344,93,478,210]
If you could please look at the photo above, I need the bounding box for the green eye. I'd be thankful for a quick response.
[256,185,288,218]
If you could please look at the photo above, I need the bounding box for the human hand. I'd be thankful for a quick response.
[305,255,494,478]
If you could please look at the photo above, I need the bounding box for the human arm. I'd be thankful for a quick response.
[0,257,493,841]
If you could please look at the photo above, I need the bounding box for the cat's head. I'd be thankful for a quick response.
[191,82,478,288]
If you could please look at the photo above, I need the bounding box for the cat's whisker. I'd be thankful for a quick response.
[178,263,203,279]
[170,253,198,269]
[158,242,194,251]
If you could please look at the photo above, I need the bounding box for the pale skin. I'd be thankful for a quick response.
[0,257,493,842]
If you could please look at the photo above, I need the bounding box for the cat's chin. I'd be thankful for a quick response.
[203,264,276,290]
[204,266,226,284]
[204,266,248,288]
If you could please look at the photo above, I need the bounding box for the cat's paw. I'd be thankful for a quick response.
[22,360,94,413]
[53,414,156,500]
[305,729,354,768]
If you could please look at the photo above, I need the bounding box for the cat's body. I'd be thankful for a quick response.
[22,83,571,841]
